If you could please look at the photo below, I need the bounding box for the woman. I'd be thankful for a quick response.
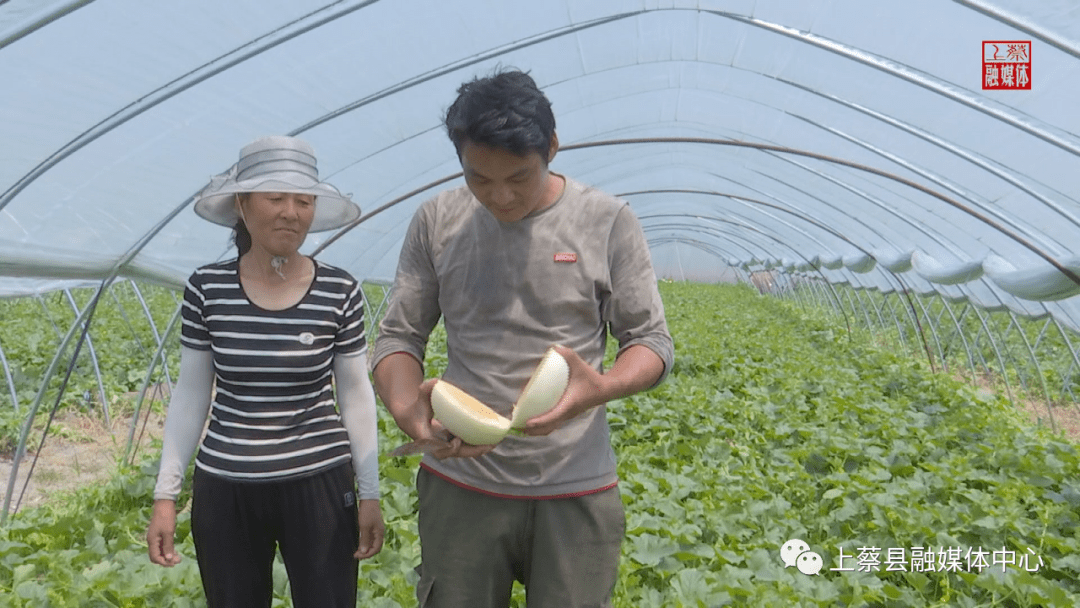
[145,135,383,607]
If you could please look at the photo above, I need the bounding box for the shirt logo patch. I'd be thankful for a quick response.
[554,252,577,263]
[298,332,315,345]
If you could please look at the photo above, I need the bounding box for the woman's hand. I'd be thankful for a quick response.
[354,499,385,560]
[146,499,182,567]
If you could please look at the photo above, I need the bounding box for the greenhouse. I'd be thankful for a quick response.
[1,1,1078,606]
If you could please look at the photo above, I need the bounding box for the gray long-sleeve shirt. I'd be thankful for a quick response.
[372,175,673,497]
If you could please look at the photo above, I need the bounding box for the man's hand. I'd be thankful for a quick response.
[429,430,499,459]
[524,344,664,436]
[374,355,447,447]
[354,499,385,560]
[404,379,496,459]
[374,354,498,459]
[393,378,442,443]
[146,499,182,567]
[523,345,607,436]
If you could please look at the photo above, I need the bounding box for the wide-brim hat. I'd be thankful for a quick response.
[193,135,360,232]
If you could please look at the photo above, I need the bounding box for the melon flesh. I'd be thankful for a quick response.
[430,380,511,445]
[430,346,570,445]
[510,347,570,428]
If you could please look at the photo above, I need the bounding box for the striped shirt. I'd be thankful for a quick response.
[181,258,367,482]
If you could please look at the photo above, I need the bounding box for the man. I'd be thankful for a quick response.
[371,69,674,608]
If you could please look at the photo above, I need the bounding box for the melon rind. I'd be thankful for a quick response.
[510,347,570,429]
[431,380,511,445]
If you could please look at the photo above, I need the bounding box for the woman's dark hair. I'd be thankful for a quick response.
[233,220,252,256]
[232,193,252,255]
[444,69,556,161]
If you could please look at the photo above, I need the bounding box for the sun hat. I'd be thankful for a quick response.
[193,135,360,232]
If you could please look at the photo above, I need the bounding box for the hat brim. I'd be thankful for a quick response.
[193,174,361,232]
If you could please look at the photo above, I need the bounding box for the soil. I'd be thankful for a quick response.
[0,384,1076,516]
[0,404,166,514]
[953,367,1080,442]
[1014,397,1080,442]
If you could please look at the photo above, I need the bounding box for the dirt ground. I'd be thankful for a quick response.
[0,404,166,514]
[956,367,1080,442]
[0,386,1077,515]
[1014,397,1080,442]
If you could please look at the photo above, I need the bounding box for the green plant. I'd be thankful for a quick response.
[1,281,1078,606]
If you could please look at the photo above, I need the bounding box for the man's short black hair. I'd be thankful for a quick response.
[444,69,556,160]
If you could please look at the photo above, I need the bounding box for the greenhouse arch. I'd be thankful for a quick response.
[1,1,1079,605]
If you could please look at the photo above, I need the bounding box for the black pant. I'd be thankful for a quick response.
[191,463,359,608]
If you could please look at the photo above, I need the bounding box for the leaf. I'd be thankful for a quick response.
[12,563,35,586]
[628,534,680,567]
[4,282,1080,607]
[15,579,47,601]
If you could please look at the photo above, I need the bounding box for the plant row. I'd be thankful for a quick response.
[0,281,1077,606]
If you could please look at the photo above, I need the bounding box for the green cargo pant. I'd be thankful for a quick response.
[414,467,625,608]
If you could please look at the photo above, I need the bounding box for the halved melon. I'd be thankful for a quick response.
[510,347,569,428]
[430,380,511,445]
[430,347,570,445]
